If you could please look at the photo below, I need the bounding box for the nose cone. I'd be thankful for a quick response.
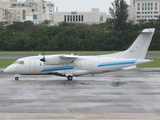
[3,66,14,73]
[3,67,9,73]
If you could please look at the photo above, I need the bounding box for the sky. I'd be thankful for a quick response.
[52,0,130,14]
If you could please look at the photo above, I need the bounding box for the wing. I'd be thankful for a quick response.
[45,55,78,65]
[60,55,78,59]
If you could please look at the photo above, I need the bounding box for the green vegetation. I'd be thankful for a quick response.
[109,0,128,31]
[0,19,159,51]
[0,16,160,51]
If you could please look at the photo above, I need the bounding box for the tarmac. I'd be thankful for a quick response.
[0,68,160,120]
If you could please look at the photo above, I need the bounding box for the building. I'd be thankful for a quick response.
[0,0,54,24]
[129,0,160,23]
[1,1,108,25]
[42,1,54,22]
[54,8,107,25]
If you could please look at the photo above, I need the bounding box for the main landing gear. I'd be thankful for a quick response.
[67,75,73,81]
[15,77,19,81]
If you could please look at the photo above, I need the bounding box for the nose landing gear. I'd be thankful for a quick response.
[15,74,20,81]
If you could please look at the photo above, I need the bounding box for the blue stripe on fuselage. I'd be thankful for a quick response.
[41,65,75,72]
[98,60,137,67]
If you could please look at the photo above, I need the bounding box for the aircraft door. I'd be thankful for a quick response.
[29,60,35,72]
[15,65,18,73]
[36,60,44,72]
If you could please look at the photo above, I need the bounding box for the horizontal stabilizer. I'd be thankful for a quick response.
[122,65,137,70]
[141,29,153,34]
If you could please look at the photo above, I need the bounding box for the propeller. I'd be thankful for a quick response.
[40,51,45,62]
[40,51,46,68]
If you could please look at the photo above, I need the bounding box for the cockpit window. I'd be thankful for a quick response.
[13,61,19,64]
[19,61,24,64]
[13,61,24,65]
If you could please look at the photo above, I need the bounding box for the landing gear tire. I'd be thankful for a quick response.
[15,77,19,81]
[67,75,73,81]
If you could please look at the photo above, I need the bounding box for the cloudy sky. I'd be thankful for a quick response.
[52,0,130,14]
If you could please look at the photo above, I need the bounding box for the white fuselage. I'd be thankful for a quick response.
[4,55,150,77]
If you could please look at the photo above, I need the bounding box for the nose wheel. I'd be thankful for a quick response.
[15,74,20,81]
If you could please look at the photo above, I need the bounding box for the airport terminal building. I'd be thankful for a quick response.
[53,8,107,25]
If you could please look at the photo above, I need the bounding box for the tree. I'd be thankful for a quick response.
[109,0,129,30]
[0,21,8,32]
[42,19,50,26]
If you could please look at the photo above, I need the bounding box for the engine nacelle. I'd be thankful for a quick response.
[45,55,75,65]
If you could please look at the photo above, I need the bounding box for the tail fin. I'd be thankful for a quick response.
[102,28,155,59]
[124,28,155,59]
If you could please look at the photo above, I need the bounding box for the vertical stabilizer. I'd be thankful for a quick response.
[102,28,155,59]
[124,28,155,59]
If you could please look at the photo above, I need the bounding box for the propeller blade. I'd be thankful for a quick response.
[40,51,46,68]
[40,57,45,62]
[40,51,45,62]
